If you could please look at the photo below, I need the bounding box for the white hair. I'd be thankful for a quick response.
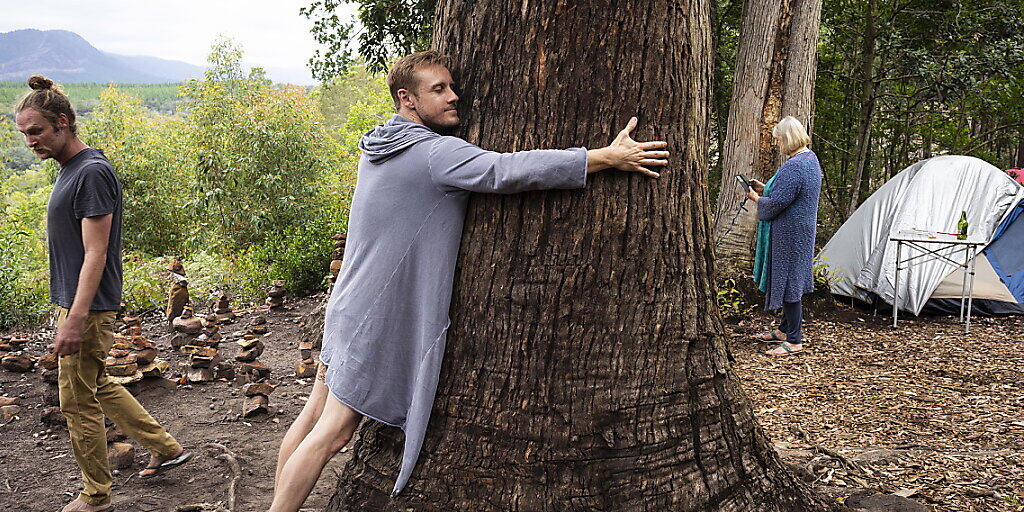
[772,116,811,155]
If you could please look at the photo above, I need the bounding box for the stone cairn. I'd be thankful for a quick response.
[0,335,34,374]
[266,281,286,309]
[105,316,168,386]
[0,336,34,422]
[173,306,227,383]
[166,259,189,327]
[328,233,347,286]
[210,293,237,325]
[234,313,275,416]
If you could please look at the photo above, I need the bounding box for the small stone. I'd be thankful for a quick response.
[42,386,60,406]
[234,342,264,362]
[242,382,276,397]
[107,442,135,470]
[239,362,272,382]
[242,394,269,417]
[294,358,317,379]
[186,367,217,383]
[179,346,218,358]
[1,404,21,421]
[135,347,159,365]
[41,368,59,384]
[105,362,139,377]
[37,353,59,370]
[2,352,35,373]
[40,407,65,425]
[169,333,193,349]
[0,396,21,407]
[105,425,126,443]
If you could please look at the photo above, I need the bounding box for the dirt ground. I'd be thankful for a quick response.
[0,295,347,512]
[1,293,1022,511]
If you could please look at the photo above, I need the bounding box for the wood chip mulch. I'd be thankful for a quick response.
[728,304,1024,512]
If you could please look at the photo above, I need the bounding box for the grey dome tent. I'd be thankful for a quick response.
[817,155,1024,316]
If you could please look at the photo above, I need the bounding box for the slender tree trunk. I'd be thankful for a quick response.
[327,1,835,510]
[846,0,877,216]
[711,0,823,272]
[1014,130,1024,168]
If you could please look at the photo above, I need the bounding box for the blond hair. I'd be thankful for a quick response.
[387,51,452,110]
[15,75,78,135]
[772,116,810,155]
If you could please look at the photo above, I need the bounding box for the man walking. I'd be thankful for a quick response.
[14,75,191,512]
[270,51,669,511]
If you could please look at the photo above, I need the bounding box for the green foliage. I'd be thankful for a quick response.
[0,176,51,329]
[301,0,434,76]
[0,38,378,326]
[0,82,183,116]
[716,277,752,318]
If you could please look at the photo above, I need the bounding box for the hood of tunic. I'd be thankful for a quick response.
[359,114,441,163]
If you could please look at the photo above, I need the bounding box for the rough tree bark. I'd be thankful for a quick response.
[711,0,823,271]
[327,1,836,510]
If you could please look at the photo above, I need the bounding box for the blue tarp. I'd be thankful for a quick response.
[985,200,1024,303]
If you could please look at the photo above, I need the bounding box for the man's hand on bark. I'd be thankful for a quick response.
[587,117,669,177]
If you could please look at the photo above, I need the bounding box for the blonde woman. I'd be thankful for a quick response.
[745,116,822,356]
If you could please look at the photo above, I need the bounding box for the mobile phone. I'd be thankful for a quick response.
[735,174,750,192]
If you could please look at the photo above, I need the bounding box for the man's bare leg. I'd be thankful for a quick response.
[268,390,362,512]
[274,362,331,488]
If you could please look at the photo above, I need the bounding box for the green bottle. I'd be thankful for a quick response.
[957,211,968,240]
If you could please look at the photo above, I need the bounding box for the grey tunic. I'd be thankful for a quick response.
[320,115,587,495]
[756,150,822,310]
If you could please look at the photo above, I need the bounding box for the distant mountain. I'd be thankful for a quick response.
[0,28,314,85]
[0,29,190,83]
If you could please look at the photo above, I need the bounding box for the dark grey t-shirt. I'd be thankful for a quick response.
[47,148,123,310]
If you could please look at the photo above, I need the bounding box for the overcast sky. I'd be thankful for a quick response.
[0,0,357,80]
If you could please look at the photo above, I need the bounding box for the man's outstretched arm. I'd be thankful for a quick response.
[428,117,670,194]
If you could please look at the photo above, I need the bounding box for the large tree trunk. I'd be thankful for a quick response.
[711,0,823,272]
[327,1,835,510]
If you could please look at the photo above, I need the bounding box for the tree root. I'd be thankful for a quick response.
[202,442,242,511]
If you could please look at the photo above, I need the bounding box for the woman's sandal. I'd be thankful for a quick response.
[765,342,804,356]
[138,451,193,479]
[754,330,786,342]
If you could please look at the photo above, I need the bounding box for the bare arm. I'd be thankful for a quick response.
[586,117,669,177]
[51,214,111,356]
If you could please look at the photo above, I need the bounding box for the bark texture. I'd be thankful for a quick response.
[711,0,823,271]
[328,1,835,510]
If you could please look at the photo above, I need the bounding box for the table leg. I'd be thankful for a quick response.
[960,246,968,323]
[966,245,977,334]
[893,241,901,328]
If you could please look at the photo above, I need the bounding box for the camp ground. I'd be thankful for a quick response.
[819,155,1024,318]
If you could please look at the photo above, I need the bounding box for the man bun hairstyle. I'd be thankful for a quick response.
[16,74,78,135]
[387,51,451,111]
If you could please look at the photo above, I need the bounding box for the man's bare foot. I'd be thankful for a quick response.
[60,498,111,511]
[138,446,186,478]
[755,329,786,341]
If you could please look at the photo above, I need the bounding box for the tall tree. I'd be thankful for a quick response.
[325,1,834,510]
[711,0,823,271]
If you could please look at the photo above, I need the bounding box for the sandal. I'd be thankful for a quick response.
[138,451,193,479]
[765,342,804,356]
[755,330,786,342]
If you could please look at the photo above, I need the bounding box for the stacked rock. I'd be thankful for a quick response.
[210,293,236,325]
[105,316,168,385]
[234,316,266,363]
[241,381,276,417]
[0,336,34,373]
[328,233,347,286]
[237,360,273,416]
[173,307,222,383]
[166,260,189,327]
[295,340,317,379]
[37,352,61,424]
[266,281,286,309]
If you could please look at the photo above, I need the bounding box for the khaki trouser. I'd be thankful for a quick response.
[56,307,181,506]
